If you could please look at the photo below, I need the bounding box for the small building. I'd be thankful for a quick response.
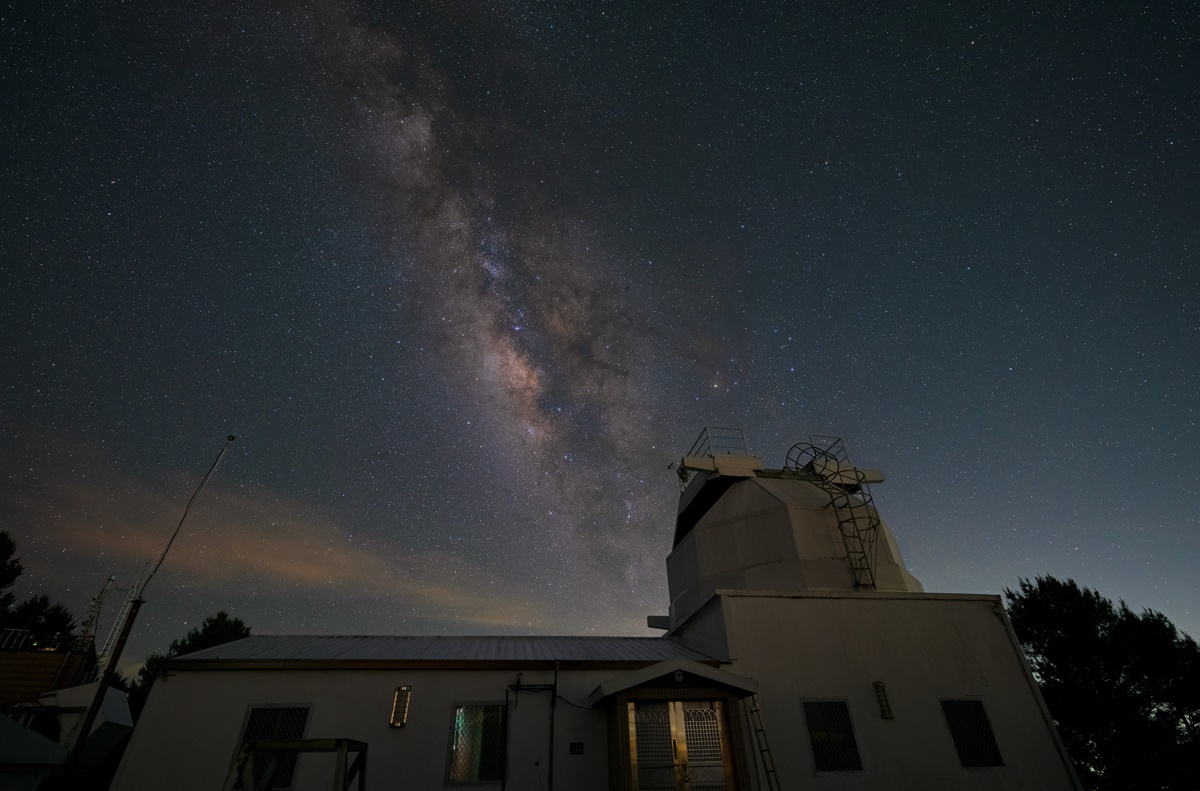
[0,626,133,789]
[111,429,1080,790]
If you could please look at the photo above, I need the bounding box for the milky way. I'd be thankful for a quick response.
[299,2,677,602]
[1,0,1196,671]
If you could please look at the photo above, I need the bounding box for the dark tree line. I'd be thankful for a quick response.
[127,610,251,717]
[137,610,250,685]
[0,530,76,645]
[4,528,255,736]
[1006,576,1199,791]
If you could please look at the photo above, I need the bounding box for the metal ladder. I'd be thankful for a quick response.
[96,564,147,675]
[786,435,881,589]
[819,477,880,589]
[743,695,780,791]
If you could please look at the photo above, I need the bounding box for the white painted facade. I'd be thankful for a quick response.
[113,667,615,791]
[112,439,1081,790]
[676,590,1076,790]
[660,458,1079,790]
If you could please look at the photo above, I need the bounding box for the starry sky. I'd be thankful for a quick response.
[2,1,1197,673]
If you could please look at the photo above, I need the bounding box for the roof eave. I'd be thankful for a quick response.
[164,657,725,672]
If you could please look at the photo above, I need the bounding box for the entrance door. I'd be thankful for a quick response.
[630,700,732,791]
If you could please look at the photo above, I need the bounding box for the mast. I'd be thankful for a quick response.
[65,436,236,775]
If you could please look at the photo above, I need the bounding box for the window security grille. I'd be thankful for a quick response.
[802,701,862,772]
[237,706,309,790]
[448,704,507,783]
[941,700,1004,767]
[682,705,728,791]
[682,706,724,764]
[633,705,673,771]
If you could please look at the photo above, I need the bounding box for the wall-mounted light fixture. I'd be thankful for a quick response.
[390,685,411,727]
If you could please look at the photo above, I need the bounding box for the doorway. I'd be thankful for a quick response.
[629,700,733,791]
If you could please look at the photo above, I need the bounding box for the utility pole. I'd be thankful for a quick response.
[64,436,236,777]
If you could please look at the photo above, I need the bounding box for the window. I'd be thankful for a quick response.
[802,701,862,772]
[236,705,310,790]
[447,704,507,783]
[390,686,411,727]
[941,699,1003,767]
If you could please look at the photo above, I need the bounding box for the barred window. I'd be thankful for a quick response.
[941,699,1003,767]
[802,700,862,772]
[448,703,507,783]
[236,705,309,790]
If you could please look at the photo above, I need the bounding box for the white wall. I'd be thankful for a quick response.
[112,666,616,791]
[705,592,1079,791]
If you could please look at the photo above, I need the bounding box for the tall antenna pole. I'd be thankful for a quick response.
[65,435,236,775]
[97,564,148,674]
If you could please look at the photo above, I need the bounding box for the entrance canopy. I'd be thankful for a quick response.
[587,657,758,705]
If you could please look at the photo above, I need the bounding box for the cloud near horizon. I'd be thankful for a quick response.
[3,436,557,633]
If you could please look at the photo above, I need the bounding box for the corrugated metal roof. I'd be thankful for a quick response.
[175,635,716,664]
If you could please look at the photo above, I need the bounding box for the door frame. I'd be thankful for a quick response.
[606,684,748,791]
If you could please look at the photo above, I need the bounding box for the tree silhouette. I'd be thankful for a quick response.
[130,611,250,718]
[0,530,22,616]
[0,530,75,646]
[2,594,75,643]
[1005,576,1199,791]
[0,530,22,591]
[138,610,251,684]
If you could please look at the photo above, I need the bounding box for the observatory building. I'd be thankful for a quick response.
[111,429,1080,790]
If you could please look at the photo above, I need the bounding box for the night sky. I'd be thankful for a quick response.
[2,1,1196,673]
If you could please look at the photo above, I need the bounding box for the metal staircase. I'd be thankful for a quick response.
[785,435,881,589]
[743,695,780,791]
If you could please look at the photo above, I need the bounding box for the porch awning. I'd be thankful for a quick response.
[587,657,758,705]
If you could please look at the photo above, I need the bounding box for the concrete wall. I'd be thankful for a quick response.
[111,666,616,791]
[706,592,1078,791]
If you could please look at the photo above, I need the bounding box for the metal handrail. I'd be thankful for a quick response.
[686,426,749,458]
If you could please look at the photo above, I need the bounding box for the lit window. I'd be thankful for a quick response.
[802,700,862,772]
[941,699,1003,767]
[447,704,507,783]
[390,686,411,727]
